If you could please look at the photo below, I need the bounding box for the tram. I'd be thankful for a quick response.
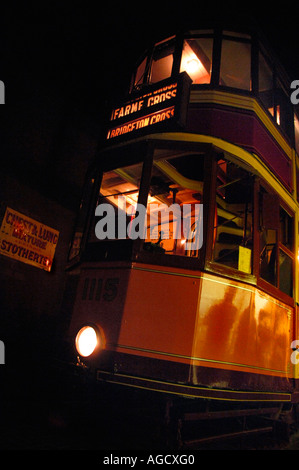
[65,24,299,442]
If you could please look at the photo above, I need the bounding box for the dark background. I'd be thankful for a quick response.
[2,3,299,113]
[0,0,299,451]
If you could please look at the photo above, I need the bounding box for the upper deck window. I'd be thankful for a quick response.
[134,56,148,89]
[259,52,274,117]
[149,38,175,84]
[180,37,213,84]
[130,28,296,145]
[220,39,251,90]
[275,79,294,138]
[258,51,294,140]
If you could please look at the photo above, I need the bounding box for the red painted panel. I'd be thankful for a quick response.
[187,106,292,191]
[192,274,292,382]
[118,266,199,361]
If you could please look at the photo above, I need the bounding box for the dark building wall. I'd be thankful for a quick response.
[0,101,99,362]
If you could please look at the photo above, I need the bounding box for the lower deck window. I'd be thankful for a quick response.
[259,189,294,296]
[91,153,205,259]
[86,150,294,298]
[213,159,254,273]
[144,154,204,257]
[90,162,143,242]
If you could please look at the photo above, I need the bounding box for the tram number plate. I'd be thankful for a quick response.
[82,277,119,302]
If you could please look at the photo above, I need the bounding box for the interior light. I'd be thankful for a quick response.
[186,59,200,75]
[75,326,99,357]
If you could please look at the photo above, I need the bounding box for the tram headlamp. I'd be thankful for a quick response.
[75,325,100,357]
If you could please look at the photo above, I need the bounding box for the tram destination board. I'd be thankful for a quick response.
[106,72,192,141]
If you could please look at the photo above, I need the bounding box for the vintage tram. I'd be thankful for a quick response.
[65,24,299,445]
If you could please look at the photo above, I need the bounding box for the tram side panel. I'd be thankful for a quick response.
[70,263,294,394]
[191,275,293,392]
[115,266,200,384]
[115,268,293,393]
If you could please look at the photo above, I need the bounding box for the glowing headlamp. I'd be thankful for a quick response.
[75,325,100,357]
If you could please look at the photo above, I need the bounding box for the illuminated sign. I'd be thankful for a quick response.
[107,73,191,140]
[0,207,59,272]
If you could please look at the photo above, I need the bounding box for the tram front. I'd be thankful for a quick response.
[66,25,298,402]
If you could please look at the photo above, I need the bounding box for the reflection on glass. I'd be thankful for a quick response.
[279,249,293,296]
[144,154,204,257]
[260,228,277,285]
[220,40,251,90]
[90,163,143,242]
[134,56,147,89]
[213,159,253,271]
[150,39,175,84]
[259,52,274,116]
[180,38,213,84]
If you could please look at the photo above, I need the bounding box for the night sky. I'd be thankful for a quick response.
[1,3,299,115]
[1,2,299,234]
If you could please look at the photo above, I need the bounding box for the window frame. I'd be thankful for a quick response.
[203,155,295,304]
[257,180,295,305]
[218,35,252,91]
[134,142,213,270]
[129,29,296,149]
[77,140,214,271]
[204,154,257,285]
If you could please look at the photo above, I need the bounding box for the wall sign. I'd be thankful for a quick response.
[106,72,191,140]
[0,207,59,272]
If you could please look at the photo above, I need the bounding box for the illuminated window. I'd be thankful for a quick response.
[220,40,251,90]
[180,38,213,84]
[259,52,274,116]
[258,52,293,139]
[149,38,175,84]
[275,79,293,139]
[90,163,143,242]
[213,160,253,272]
[144,154,205,257]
